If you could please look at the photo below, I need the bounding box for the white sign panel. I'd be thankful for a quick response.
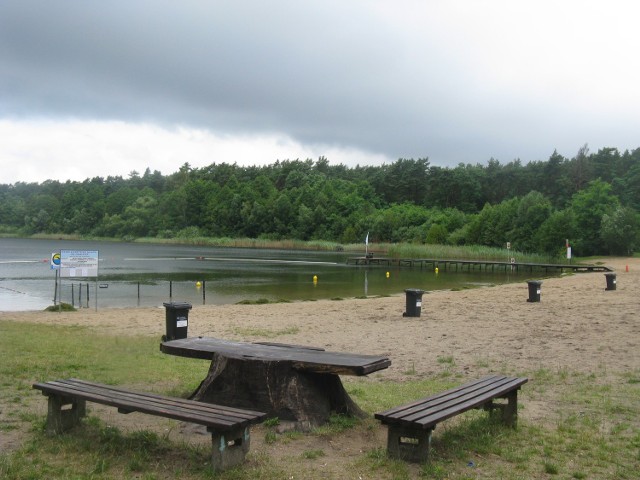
[60,250,99,278]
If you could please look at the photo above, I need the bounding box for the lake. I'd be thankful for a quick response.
[0,238,534,311]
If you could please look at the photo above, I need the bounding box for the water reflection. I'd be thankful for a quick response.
[1,238,538,311]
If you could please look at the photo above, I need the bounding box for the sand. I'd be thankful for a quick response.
[5,257,637,380]
[2,256,638,475]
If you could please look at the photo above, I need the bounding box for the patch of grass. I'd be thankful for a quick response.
[2,320,639,479]
[236,298,271,304]
[232,326,300,339]
[263,417,280,428]
[264,430,277,444]
[301,449,325,459]
[235,297,292,305]
[543,461,559,474]
[403,362,417,375]
[43,303,76,312]
[437,355,455,365]
[313,414,359,436]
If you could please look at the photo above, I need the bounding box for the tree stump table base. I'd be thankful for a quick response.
[191,353,366,430]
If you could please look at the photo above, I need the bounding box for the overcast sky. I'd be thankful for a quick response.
[1,1,639,184]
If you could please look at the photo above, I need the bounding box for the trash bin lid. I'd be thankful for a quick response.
[163,302,193,309]
[404,288,425,294]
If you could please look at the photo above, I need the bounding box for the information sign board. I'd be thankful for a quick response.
[60,250,99,278]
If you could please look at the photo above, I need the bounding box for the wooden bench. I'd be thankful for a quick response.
[374,375,528,462]
[33,378,267,471]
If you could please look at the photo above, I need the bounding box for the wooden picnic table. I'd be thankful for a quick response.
[161,337,391,430]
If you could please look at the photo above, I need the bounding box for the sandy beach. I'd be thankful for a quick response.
[5,257,637,380]
[2,257,638,476]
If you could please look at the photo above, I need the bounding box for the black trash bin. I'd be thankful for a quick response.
[526,280,542,302]
[163,301,192,340]
[403,289,425,317]
[604,273,617,291]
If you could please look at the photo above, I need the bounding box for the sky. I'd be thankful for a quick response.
[1,0,639,185]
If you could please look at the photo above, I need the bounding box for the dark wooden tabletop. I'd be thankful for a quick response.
[160,337,391,376]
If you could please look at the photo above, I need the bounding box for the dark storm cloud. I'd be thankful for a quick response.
[1,2,427,154]
[1,0,639,171]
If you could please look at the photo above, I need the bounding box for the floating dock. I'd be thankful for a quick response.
[346,257,612,273]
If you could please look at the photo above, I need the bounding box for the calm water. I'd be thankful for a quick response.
[0,238,534,311]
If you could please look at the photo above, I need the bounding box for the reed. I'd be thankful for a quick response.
[383,243,563,264]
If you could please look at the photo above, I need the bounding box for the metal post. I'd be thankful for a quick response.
[53,269,59,305]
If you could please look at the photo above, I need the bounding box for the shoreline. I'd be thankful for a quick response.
[3,257,636,382]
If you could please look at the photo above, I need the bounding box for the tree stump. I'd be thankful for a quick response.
[190,353,366,430]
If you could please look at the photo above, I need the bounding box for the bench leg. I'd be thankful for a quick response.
[209,426,251,471]
[385,424,434,463]
[484,390,519,427]
[45,394,86,434]
[502,389,519,427]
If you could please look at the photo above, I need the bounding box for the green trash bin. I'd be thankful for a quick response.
[604,273,617,291]
[403,289,425,317]
[163,302,192,340]
[526,281,542,302]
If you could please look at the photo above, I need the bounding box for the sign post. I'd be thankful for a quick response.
[50,252,61,309]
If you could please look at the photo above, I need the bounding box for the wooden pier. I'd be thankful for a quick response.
[346,257,612,273]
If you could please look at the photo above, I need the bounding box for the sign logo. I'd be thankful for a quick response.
[51,252,61,269]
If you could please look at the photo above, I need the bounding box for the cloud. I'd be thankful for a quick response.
[0,119,391,183]
[1,1,639,184]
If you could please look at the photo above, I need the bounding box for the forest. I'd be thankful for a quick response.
[1,144,639,257]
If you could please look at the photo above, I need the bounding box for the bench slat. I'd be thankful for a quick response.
[376,375,502,418]
[375,375,528,429]
[63,378,264,420]
[35,380,241,419]
[409,377,527,428]
[399,377,520,422]
[33,379,266,430]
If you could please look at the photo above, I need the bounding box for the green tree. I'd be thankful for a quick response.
[569,180,620,256]
[600,206,639,255]
[120,194,159,237]
[509,191,553,253]
[534,209,577,256]
[425,224,448,244]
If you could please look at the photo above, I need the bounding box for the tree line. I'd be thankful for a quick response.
[1,145,639,257]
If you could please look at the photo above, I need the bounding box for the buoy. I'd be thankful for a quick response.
[196,281,201,288]
[435,267,439,274]
[386,271,390,278]
[313,275,318,283]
